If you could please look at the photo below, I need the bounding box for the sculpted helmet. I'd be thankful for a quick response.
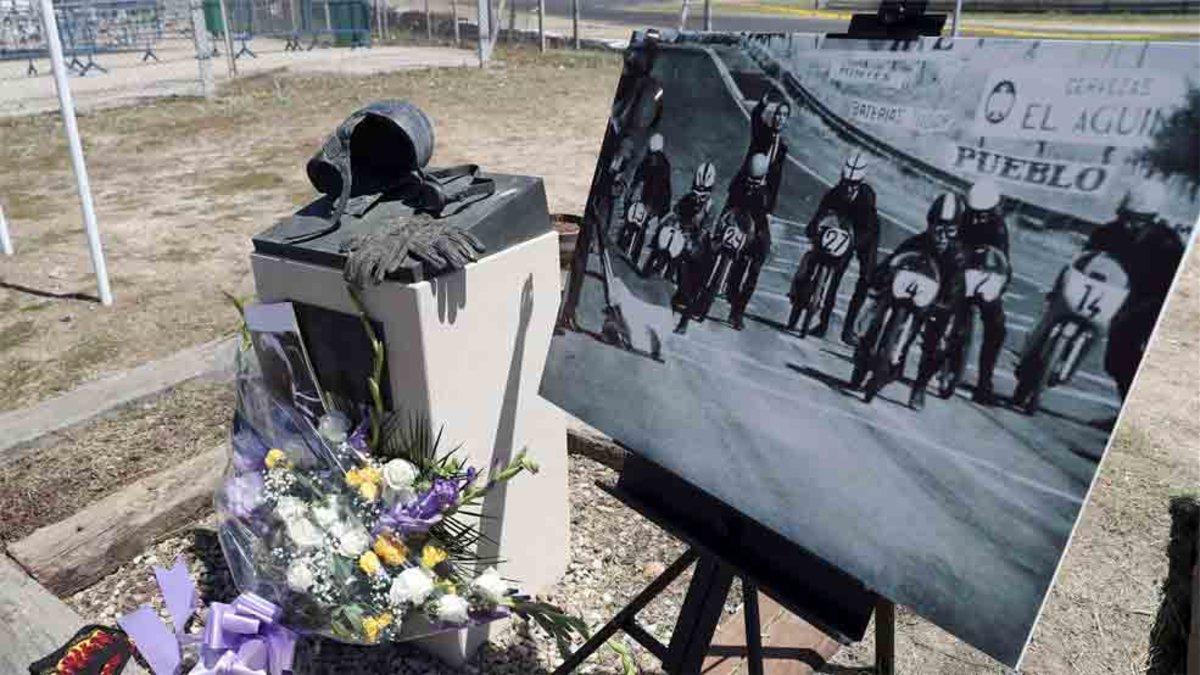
[626,201,649,226]
[648,132,665,154]
[747,153,770,188]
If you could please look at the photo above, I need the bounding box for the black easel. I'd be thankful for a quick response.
[554,456,879,674]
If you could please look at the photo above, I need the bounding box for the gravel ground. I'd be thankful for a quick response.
[67,454,742,674]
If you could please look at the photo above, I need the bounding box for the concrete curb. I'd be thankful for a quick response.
[0,337,237,466]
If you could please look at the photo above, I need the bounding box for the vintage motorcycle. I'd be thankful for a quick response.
[1012,251,1129,414]
[692,208,754,321]
[642,213,690,281]
[930,246,1012,399]
[787,214,855,337]
[850,250,942,403]
[618,202,650,266]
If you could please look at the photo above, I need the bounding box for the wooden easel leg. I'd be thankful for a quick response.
[743,580,764,675]
[875,599,895,675]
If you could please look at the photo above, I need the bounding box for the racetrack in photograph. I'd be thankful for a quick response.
[541,42,1124,666]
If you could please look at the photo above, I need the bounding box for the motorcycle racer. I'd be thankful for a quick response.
[649,162,716,280]
[1079,182,1182,399]
[961,179,1010,405]
[629,132,673,220]
[883,192,967,411]
[726,154,775,330]
[806,151,881,343]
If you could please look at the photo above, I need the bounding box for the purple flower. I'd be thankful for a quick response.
[348,418,370,454]
[375,471,477,537]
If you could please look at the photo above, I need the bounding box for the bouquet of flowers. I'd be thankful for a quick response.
[214,293,586,650]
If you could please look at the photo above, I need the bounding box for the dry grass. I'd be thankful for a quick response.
[0,46,620,411]
[0,378,232,543]
[1,43,1197,673]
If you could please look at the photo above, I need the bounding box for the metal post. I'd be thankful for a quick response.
[451,0,460,45]
[476,0,490,65]
[703,0,710,30]
[537,0,544,51]
[570,0,578,49]
[37,0,113,306]
[951,0,963,37]
[425,0,432,40]
[323,0,332,32]
[0,202,12,256]
[188,0,214,98]
[217,0,236,75]
[506,0,515,40]
[678,0,688,30]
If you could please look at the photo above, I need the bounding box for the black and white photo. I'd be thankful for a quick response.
[540,30,1199,667]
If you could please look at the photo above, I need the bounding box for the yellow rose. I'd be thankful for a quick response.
[361,612,392,643]
[373,534,408,567]
[358,551,382,576]
[346,466,383,489]
[264,448,287,470]
[420,544,448,570]
[358,481,380,502]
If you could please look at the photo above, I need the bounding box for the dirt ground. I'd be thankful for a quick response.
[1,44,1197,673]
[0,46,615,411]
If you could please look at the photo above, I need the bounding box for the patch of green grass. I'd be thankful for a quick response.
[0,320,37,352]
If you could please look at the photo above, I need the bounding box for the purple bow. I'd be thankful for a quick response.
[194,594,296,675]
[117,557,296,675]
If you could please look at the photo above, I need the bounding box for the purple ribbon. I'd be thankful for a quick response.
[118,557,296,675]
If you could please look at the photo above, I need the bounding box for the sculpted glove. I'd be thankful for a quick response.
[341,214,485,287]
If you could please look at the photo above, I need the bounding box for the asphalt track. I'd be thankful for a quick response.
[540,0,850,34]
[541,44,1117,666]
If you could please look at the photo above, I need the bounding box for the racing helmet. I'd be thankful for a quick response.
[747,153,770,188]
[1120,180,1167,219]
[648,132,665,154]
[927,192,963,252]
[626,201,649,226]
[967,179,1001,212]
[692,161,717,197]
[842,150,869,184]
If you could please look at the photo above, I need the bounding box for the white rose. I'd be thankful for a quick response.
[310,499,340,530]
[286,560,315,592]
[434,594,471,625]
[471,567,508,606]
[284,516,324,549]
[317,413,350,444]
[388,567,435,607]
[381,459,419,506]
[275,496,307,521]
[330,521,372,558]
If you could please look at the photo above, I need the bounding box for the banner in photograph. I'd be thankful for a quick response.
[847,97,955,133]
[972,66,1187,148]
[829,58,917,89]
[949,145,1111,194]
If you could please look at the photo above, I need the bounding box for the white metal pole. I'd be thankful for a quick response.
[38,0,112,306]
[476,0,489,65]
[536,0,543,51]
[0,202,12,256]
[951,0,963,37]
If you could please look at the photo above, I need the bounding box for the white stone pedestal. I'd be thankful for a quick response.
[251,230,569,665]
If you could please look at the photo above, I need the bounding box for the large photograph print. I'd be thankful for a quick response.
[540,30,1198,666]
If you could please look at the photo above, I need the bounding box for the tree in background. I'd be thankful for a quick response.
[1139,86,1200,201]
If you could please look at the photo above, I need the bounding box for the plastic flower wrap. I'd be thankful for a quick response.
[215,295,586,650]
